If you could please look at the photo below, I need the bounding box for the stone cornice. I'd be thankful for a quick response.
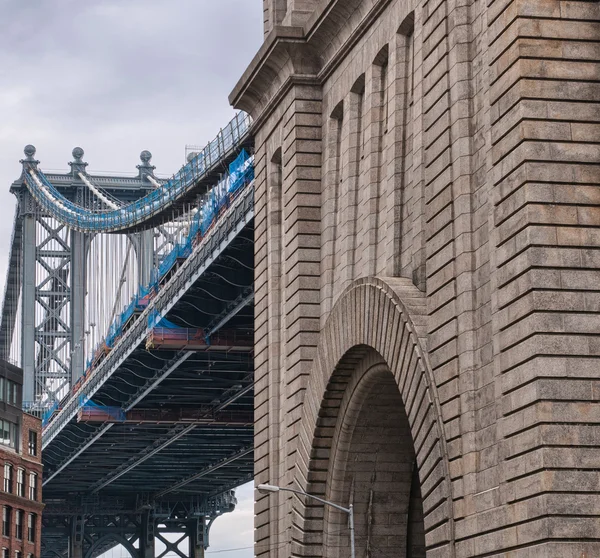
[247,74,321,136]
[313,0,396,83]
[230,0,398,123]
[229,26,315,116]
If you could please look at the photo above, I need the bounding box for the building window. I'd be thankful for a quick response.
[26,554,32,558]
[3,464,12,493]
[8,382,17,406]
[27,514,34,543]
[16,469,24,498]
[28,431,37,457]
[0,421,17,449]
[2,549,8,558]
[15,510,22,540]
[0,380,18,406]
[14,551,21,558]
[28,473,37,501]
[0,380,19,406]
[2,507,10,537]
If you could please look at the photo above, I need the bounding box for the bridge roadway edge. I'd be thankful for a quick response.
[43,183,254,451]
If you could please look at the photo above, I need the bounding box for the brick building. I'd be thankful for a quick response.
[0,361,43,558]
[232,0,600,556]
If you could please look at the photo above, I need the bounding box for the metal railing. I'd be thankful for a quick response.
[23,113,251,233]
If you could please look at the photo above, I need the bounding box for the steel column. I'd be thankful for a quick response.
[21,212,36,402]
[137,230,155,287]
[70,515,84,558]
[189,518,205,558]
[140,511,156,558]
[70,230,87,385]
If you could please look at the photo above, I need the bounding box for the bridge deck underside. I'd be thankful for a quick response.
[43,220,254,508]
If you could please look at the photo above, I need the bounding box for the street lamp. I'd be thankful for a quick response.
[257,484,355,558]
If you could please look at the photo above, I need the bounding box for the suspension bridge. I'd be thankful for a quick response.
[0,113,256,558]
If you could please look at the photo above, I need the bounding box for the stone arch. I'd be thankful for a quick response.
[84,534,137,558]
[291,277,455,556]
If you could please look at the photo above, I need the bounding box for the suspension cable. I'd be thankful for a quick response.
[78,173,120,210]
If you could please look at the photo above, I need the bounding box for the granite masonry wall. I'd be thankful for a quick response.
[232,0,600,556]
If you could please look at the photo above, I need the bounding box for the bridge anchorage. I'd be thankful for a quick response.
[1,112,255,557]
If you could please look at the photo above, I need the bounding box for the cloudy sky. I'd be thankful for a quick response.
[0,1,263,556]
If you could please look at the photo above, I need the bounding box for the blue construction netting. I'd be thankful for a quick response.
[155,150,254,281]
[147,310,182,330]
[138,284,153,299]
[23,113,251,233]
[76,150,254,390]
[228,149,254,195]
[42,401,59,426]
[157,242,192,279]
[79,398,125,422]
[105,317,123,349]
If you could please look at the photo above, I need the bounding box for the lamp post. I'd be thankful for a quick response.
[257,484,355,558]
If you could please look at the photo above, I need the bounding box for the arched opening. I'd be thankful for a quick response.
[323,353,425,557]
[292,277,455,557]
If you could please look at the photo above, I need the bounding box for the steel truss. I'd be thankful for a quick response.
[33,215,72,401]
[41,492,236,558]
[11,152,158,408]
[43,184,254,445]
[16,185,80,406]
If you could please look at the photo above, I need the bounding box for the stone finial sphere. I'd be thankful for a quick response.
[72,147,84,160]
[24,145,36,158]
[140,150,152,163]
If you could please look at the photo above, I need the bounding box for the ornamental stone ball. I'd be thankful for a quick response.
[72,147,85,162]
[24,145,36,158]
[140,150,152,163]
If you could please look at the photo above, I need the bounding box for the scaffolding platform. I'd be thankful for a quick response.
[146,327,253,352]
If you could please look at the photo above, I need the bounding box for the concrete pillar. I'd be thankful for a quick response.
[70,230,86,385]
[69,515,84,558]
[21,213,36,403]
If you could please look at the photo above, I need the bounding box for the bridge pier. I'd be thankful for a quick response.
[140,511,156,558]
[44,492,237,558]
[70,230,87,386]
[20,210,36,403]
[156,517,210,558]
[69,515,85,558]
[188,518,206,558]
[135,230,156,288]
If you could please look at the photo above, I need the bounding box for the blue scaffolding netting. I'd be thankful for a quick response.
[76,150,254,390]
[78,398,126,423]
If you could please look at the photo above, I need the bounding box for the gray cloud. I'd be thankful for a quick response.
[0,1,261,555]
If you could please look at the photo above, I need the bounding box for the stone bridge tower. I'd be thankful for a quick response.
[232,0,600,556]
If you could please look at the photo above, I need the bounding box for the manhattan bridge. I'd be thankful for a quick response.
[0,112,255,558]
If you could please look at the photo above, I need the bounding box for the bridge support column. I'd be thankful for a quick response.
[137,230,155,287]
[188,518,206,558]
[21,212,36,403]
[140,511,155,558]
[69,515,84,558]
[70,230,87,385]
